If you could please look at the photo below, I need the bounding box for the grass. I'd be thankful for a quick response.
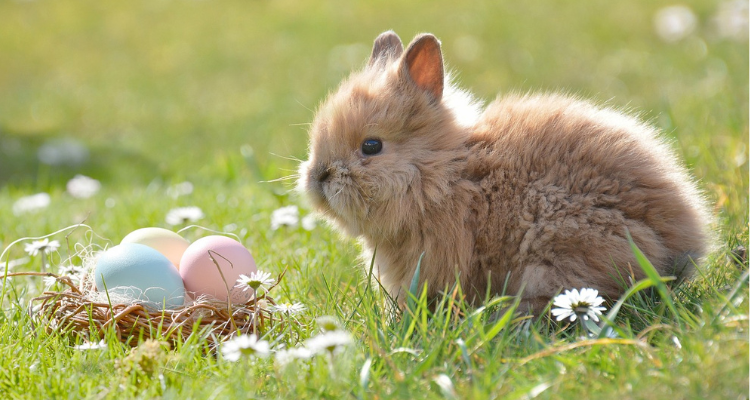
[0,0,747,398]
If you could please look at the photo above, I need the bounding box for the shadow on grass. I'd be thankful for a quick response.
[0,126,160,189]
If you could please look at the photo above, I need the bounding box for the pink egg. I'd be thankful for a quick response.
[179,235,257,303]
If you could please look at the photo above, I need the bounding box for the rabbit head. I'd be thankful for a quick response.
[298,32,480,241]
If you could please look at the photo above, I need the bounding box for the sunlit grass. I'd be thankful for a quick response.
[0,0,747,398]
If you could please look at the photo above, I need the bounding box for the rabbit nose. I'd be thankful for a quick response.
[317,167,331,183]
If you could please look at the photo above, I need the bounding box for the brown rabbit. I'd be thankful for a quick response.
[298,31,712,313]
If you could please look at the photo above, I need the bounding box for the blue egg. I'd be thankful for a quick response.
[94,243,185,309]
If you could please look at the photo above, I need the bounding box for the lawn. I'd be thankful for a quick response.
[0,0,747,399]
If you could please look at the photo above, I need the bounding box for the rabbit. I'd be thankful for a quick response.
[297,31,712,313]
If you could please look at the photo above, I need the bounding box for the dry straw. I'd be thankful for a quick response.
[3,271,284,347]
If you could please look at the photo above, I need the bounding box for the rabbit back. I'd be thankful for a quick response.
[460,92,711,308]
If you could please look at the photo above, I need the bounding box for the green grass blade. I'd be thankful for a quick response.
[401,252,425,339]
[365,247,377,294]
[626,231,680,324]
[358,357,372,400]
[408,252,425,303]
[602,279,655,323]
[414,341,444,375]
[482,297,517,342]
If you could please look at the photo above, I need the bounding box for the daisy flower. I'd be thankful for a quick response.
[304,330,353,355]
[221,334,270,361]
[316,315,342,332]
[433,374,457,400]
[66,174,101,199]
[235,270,275,292]
[165,206,204,226]
[58,264,85,276]
[3,257,30,270]
[270,302,306,315]
[551,288,607,323]
[274,346,314,367]
[12,193,50,216]
[58,264,86,285]
[166,181,194,199]
[654,5,697,43]
[43,276,57,290]
[599,326,620,339]
[712,0,748,41]
[24,239,60,257]
[74,339,107,351]
[301,214,317,231]
[270,205,299,230]
[672,336,682,349]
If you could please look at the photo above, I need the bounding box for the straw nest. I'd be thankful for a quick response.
[3,270,285,347]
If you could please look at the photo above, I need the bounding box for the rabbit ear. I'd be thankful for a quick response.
[368,31,404,68]
[403,34,444,101]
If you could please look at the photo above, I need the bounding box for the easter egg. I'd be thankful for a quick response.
[121,227,190,270]
[94,243,185,309]
[179,235,257,303]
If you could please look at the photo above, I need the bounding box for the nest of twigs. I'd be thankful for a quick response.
[4,271,284,347]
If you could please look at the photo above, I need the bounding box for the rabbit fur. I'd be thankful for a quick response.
[298,31,712,312]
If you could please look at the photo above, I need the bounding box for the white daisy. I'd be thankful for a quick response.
[58,264,85,276]
[74,339,107,350]
[270,205,299,230]
[221,334,270,361]
[235,271,275,292]
[3,257,30,270]
[255,299,269,310]
[66,175,101,199]
[166,181,194,199]
[58,264,86,285]
[12,193,50,216]
[43,276,57,289]
[304,330,353,355]
[600,327,620,339]
[654,5,697,43]
[712,0,748,41]
[24,239,60,257]
[270,302,306,315]
[274,346,314,367]
[165,206,204,226]
[551,288,607,323]
[301,214,317,231]
[433,374,457,400]
[316,315,342,332]
[223,223,238,232]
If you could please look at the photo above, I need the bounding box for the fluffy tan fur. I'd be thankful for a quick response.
[298,31,712,312]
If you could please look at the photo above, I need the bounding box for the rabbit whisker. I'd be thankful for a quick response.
[269,152,305,163]
[294,99,315,114]
[260,174,300,184]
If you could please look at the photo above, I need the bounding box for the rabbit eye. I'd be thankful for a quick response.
[361,139,383,156]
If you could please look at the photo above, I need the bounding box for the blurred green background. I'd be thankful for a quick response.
[0,3,746,397]
[0,0,747,236]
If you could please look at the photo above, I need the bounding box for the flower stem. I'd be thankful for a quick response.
[327,350,336,377]
[252,288,258,334]
[577,317,587,334]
